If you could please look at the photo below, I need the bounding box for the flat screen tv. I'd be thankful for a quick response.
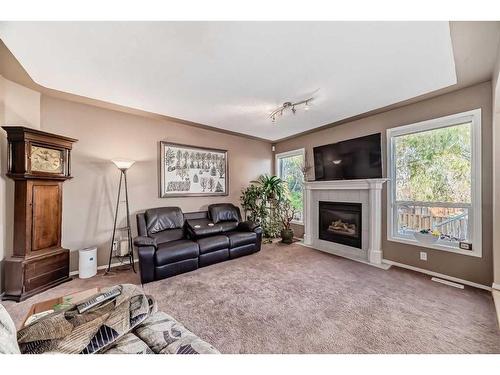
[313,133,382,181]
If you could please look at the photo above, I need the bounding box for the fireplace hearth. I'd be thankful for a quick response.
[319,201,362,249]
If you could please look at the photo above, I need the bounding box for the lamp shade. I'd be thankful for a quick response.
[111,158,135,170]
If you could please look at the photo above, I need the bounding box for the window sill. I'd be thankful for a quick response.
[387,236,481,258]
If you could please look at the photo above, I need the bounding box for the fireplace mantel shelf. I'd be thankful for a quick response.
[305,178,389,190]
[303,178,390,269]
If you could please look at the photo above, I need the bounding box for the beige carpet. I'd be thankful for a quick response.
[3,243,500,353]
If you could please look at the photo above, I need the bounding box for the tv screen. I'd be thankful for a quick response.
[313,133,382,181]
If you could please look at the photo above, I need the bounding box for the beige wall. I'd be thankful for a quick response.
[276,82,493,287]
[0,40,272,286]
[493,45,500,288]
[0,75,41,293]
[39,95,272,273]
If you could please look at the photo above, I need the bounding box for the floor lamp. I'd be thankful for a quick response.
[106,158,136,273]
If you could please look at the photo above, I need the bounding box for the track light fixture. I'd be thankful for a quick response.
[270,97,313,123]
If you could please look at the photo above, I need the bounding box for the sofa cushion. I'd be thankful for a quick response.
[186,218,223,238]
[145,207,184,235]
[208,203,240,224]
[199,249,230,267]
[155,259,198,280]
[134,236,157,247]
[150,228,185,244]
[134,311,219,354]
[102,332,154,354]
[0,304,20,354]
[226,231,257,248]
[155,240,199,265]
[229,243,256,259]
[197,235,230,254]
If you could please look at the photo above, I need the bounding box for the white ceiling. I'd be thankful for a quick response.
[0,21,457,141]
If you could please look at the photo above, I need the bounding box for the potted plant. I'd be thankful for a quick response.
[240,184,266,223]
[252,174,286,202]
[241,174,288,240]
[279,200,296,244]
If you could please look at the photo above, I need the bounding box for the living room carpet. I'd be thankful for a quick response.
[3,243,500,353]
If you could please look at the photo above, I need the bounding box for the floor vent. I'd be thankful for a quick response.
[431,277,464,289]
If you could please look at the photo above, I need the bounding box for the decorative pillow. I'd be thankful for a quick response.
[0,303,21,354]
[208,204,240,224]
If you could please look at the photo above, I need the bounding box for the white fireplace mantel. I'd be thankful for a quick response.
[304,178,388,191]
[302,178,390,269]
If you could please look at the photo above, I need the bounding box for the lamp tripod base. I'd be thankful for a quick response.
[106,169,136,274]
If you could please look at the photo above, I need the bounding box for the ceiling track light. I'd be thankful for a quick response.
[270,97,313,123]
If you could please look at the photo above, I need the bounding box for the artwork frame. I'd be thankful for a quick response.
[159,141,229,198]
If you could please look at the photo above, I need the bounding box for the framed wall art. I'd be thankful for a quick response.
[159,141,228,197]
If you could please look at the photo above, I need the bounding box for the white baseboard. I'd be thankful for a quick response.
[492,282,500,291]
[383,259,491,291]
[69,260,138,277]
[492,290,500,327]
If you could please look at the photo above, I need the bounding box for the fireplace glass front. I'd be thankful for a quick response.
[318,201,362,249]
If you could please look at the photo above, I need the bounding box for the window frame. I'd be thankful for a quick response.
[275,148,306,225]
[386,109,482,257]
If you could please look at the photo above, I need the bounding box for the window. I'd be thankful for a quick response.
[387,109,482,257]
[275,148,305,223]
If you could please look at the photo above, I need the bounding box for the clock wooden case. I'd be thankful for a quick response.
[2,126,78,302]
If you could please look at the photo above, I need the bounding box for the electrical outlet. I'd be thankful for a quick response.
[420,251,427,261]
[112,240,118,253]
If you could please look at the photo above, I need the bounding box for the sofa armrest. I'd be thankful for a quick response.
[137,246,156,284]
[134,236,157,248]
[134,236,157,284]
[237,220,260,232]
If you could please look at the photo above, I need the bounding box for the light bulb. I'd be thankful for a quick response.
[304,101,310,111]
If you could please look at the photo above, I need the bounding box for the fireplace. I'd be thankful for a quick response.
[318,201,362,249]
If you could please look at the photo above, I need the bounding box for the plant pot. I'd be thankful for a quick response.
[281,228,294,244]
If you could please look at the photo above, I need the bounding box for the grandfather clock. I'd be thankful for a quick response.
[2,126,77,302]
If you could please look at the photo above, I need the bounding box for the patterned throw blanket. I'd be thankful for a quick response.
[18,284,152,354]
[16,284,219,354]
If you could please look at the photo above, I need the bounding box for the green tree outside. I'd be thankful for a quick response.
[395,122,471,204]
[279,154,304,220]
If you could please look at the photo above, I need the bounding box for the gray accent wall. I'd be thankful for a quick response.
[276,82,493,287]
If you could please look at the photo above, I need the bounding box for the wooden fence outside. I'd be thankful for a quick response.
[398,206,469,241]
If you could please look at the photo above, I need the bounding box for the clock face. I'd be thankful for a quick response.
[30,146,64,174]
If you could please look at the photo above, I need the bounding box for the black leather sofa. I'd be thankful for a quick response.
[134,203,262,284]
